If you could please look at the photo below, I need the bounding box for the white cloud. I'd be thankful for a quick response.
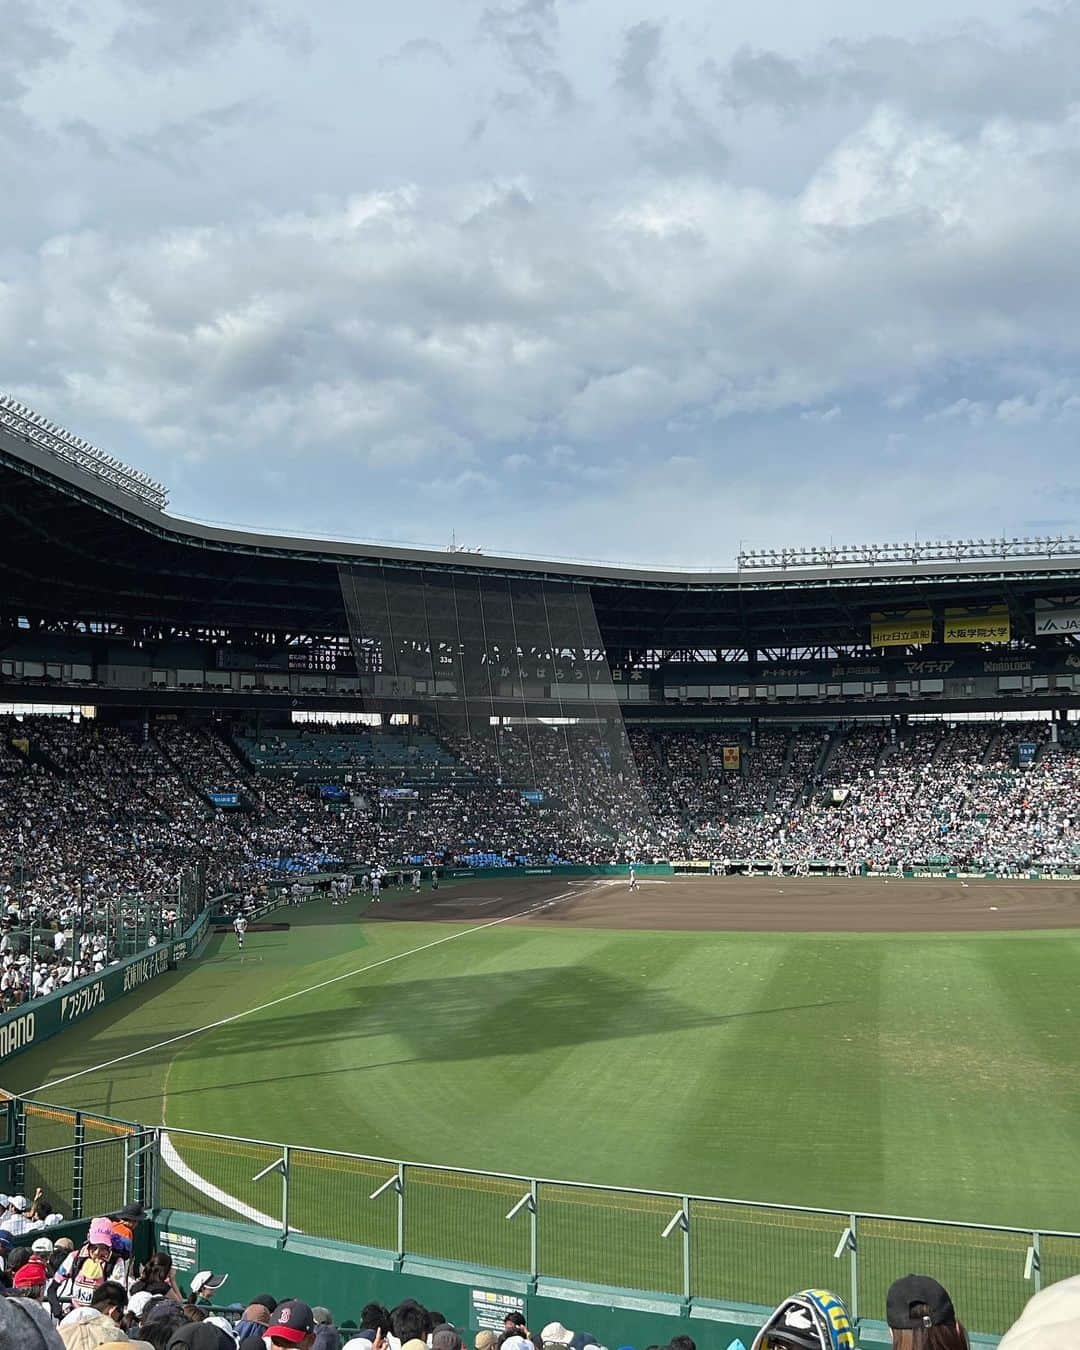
[5,1,1080,560]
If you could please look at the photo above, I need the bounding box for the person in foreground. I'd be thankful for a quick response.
[750,1288,855,1350]
[886,1275,968,1350]
[998,1274,1080,1348]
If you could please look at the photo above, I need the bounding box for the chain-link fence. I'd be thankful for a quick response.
[3,1095,1072,1337]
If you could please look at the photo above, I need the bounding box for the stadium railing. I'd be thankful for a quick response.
[1,1091,1075,1337]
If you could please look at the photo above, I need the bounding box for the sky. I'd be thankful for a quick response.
[3,0,1080,567]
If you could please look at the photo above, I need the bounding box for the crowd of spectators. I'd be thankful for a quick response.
[4,1211,1077,1350]
[2,714,1078,1006]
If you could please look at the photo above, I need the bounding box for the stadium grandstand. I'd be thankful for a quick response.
[4,394,1080,924]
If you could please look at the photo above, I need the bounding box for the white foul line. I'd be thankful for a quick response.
[31,890,576,1096]
[158,1129,288,1231]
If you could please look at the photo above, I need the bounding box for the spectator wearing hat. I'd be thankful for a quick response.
[313,1305,343,1350]
[0,1294,65,1349]
[188,1271,229,1304]
[2,1192,33,1237]
[267,1298,319,1348]
[475,1334,499,1350]
[140,1297,189,1347]
[750,1288,855,1350]
[51,1218,127,1314]
[234,1301,273,1342]
[14,1253,50,1300]
[432,1326,464,1350]
[886,1276,968,1350]
[129,1290,166,1321]
[500,1337,533,1350]
[540,1326,575,1350]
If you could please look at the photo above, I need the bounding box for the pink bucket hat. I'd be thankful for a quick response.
[88,1217,115,1245]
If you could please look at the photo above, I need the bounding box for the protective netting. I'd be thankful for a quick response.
[338,565,656,861]
[404,1165,529,1271]
[690,1199,851,1309]
[538,1182,683,1294]
[856,1216,1031,1337]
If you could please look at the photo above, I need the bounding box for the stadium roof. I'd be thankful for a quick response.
[4,409,1080,653]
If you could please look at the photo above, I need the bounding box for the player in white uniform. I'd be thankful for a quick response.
[233,914,249,950]
[628,864,638,892]
[371,872,381,904]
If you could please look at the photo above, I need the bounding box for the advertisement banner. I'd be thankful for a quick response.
[1034,606,1080,635]
[870,612,932,647]
[0,909,212,1065]
[944,609,1011,644]
[722,745,741,771]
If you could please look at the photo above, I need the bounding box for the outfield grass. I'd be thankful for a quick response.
[6,891,1080,1334]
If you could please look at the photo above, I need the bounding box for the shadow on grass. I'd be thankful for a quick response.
[84,978,851,1115]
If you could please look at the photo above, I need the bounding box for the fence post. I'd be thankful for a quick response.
[132,1125,148,1209]
[397,1162,406,1261]
[12,1098,26,1191]
[150,1130,162,1212]
[72,1112,85,1220]
[530,1178,539,1281]
[849,1214,859,1327]
[281,1146,291,1237]
[683,1195,692,1302]
[1026,1232,1042,1293]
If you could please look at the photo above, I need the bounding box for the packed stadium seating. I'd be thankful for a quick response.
[1,714,1077,1011]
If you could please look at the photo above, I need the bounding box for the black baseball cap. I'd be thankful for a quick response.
[268,1299,317,1344]
[252,1294,279,1313]
[886,1276,956,1329]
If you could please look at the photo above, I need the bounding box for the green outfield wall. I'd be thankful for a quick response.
[151,1210,708,1349]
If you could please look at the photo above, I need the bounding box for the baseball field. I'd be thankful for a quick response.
[5,874,1080,1333]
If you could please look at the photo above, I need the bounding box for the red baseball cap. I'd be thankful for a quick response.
[268,1300,316,1344]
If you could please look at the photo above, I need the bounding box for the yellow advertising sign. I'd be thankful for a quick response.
[870,611,932,647]
[722,745,741,771]
[944,609,1011,644]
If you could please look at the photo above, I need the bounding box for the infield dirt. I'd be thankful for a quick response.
[373,874,1080,932]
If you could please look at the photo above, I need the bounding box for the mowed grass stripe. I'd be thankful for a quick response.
[973,935,1080,1231]
[877,936,1080,1229]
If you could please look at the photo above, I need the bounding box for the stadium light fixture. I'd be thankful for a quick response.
[737,534,1080,570]
[0,393,169,510]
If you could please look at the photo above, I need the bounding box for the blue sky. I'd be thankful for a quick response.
[3,0,1080,566]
